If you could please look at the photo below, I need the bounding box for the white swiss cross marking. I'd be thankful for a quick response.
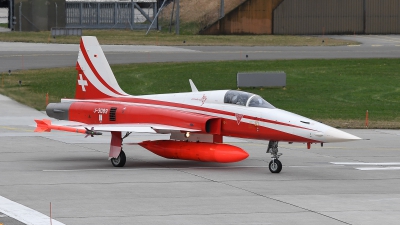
[78,74,88,92]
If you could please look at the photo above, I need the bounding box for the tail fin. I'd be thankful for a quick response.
[75,36,129,99]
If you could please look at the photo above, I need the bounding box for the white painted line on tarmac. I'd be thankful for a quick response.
[347,45,361,47]
[288,165,343,168]
[331,162,400,166]
[371,44,383,47]
[0,196,65,225]
[356,167,400,171]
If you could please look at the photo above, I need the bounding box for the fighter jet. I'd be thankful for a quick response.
[35,36,361,173]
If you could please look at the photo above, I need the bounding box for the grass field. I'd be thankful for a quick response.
[0,29,357,46]
[0,58,399,128]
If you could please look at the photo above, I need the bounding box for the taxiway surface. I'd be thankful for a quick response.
[1,94,400,225]
[1,36,400,225]
[2,35,400,72]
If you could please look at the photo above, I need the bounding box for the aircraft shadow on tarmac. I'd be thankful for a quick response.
[44,155,247,170]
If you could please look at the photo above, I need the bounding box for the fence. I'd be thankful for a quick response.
[13,0,65,31]
[65,1,158,29]
[12,0,158,31]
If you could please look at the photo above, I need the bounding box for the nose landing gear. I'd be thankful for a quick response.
[267,141,282,173]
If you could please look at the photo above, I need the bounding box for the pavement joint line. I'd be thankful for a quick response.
[3,177,400,188]
[162,165,352,224]
[219,181,353,225]
[42,166,270,172]
[54,211,307,218]
[0,196,65,225]
[41,164,348,172]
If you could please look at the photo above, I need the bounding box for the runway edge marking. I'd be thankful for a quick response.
[0,196,65,225]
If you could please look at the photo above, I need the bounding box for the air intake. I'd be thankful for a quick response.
[109,107,117,121]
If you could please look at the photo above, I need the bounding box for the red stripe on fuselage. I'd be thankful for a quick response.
[79,40,126,97]
[67,99,320,143]
[91,96,318,132]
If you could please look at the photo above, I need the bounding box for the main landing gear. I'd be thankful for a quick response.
[111,149,126,167]
[267,141,282,173]
[110,132,131,167]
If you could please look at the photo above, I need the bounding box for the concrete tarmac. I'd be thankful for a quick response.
[1,36,400,224]
[1,91,400,225]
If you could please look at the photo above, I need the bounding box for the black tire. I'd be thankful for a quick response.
[269,159,282,173]
[111,150,126,167]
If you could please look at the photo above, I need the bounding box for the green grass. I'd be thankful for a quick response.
[0,23,7,28]
[0,29,358,46]
[1,58,399,128]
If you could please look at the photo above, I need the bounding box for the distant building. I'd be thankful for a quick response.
[12,0,159,31]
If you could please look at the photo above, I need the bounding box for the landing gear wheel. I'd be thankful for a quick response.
[111,150,126,167]
[269,159,282,173]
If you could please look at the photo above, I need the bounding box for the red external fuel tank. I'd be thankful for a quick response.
[139,140,249,163]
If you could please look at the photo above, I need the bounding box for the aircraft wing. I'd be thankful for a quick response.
[70,123,201,133]
[34,119,201,134]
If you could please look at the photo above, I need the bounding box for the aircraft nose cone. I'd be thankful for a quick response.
[324,128,362,142]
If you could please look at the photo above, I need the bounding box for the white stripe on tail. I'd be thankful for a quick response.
[75,36,129,99]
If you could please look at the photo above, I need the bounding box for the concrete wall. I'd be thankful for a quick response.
[274,0,400,35]
[366,0,400,34]
[202,0,400,35]
[200,0,284,35]
[273,0,363,35]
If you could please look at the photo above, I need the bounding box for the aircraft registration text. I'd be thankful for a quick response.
[94,108,108,114]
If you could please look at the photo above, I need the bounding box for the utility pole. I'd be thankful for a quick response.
[18,1,21,31]
[55,2,58,28]
[9,0,13,30]
[175,0,179,35]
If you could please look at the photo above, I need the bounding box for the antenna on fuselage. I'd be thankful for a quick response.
[189,79,199,92]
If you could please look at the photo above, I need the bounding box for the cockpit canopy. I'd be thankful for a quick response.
[224,90,275,108]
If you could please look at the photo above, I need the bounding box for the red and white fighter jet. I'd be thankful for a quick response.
[35,36,361,173]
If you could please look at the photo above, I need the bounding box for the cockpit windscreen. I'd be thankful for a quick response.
[224,90,275,109]
[248,95,275,108]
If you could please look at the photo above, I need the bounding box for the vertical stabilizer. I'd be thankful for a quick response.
[75,36,129,99]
